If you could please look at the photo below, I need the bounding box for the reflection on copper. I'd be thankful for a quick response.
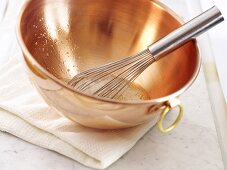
[44,1,69,39]
[44,5,58,39]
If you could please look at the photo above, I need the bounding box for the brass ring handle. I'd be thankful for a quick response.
[158,104,183,133]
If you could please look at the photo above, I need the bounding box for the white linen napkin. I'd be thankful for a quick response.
[0,56,157,169]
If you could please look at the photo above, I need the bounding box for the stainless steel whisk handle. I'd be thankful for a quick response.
[148,6,224,60]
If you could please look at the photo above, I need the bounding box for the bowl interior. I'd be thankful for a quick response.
[20,0,199,99]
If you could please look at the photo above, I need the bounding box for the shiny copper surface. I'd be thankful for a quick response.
[17,0,201,129]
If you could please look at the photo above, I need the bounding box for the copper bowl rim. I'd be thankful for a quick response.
[16,0,201,105]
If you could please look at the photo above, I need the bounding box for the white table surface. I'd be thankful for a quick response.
[0,0,225,170]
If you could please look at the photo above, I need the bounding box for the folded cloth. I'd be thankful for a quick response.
[0,57,157,169]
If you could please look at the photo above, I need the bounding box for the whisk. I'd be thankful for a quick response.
[68,6,223,99]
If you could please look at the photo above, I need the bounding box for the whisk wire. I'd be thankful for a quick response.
[76,54,144,91]
[96,51,155,98]
[68,50,147,86]
[68,49,155,99]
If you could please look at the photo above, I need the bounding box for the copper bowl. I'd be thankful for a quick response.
[17,0,200,131]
